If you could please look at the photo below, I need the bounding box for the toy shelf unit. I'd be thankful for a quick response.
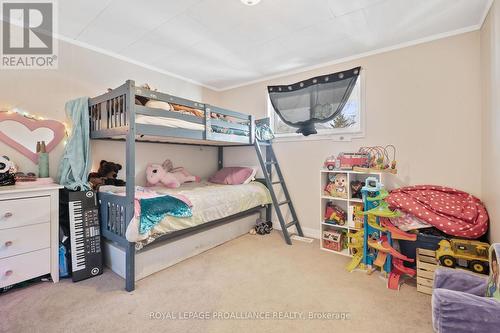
[320,169,382,257]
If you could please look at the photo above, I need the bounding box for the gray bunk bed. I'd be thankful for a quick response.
[88,80,303,291]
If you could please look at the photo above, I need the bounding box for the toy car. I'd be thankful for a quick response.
[436,239,490,275]
[324,202,347,225]
[337,152,370,170]
[324,156,337,170]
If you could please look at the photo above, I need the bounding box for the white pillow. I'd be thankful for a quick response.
[145,100,172,111]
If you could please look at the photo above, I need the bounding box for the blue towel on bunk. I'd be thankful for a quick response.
[57,97,92,191]
[139,195,192,234]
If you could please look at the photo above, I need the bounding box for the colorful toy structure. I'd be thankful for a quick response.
[354,145,398,174]
[346,177,417,290]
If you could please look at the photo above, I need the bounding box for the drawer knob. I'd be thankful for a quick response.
[3,212,13,218]
[4,270,13,276]
[4,241,12,247]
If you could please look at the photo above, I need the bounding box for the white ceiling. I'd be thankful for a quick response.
[58,0,492,90]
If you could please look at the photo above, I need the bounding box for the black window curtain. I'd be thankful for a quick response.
[268,67,361,136]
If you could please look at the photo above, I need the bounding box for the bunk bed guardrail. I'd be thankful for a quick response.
[88,80,255,145]
[98,192,130,247]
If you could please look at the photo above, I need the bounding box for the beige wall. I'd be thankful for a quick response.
[0,23,487,238]
[0,36,220,183]
[219,32,482,237]
[481,0,500,243]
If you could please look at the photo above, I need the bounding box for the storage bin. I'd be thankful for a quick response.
[399,230,445,268]
[416,248,438,295]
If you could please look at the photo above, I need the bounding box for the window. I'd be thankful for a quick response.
[269,75,363,138]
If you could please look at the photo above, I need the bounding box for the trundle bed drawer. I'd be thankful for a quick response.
[0,196,50,229]
[0,248,50,288]
[0,223,50,259]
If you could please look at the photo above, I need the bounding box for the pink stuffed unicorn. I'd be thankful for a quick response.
[146,159,200,188]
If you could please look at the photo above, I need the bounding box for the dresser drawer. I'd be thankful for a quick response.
[0,223,50,259]
[0,248,50,288]
[0,196,51,230]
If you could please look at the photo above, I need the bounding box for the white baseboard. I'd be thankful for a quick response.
[273,224,320,239]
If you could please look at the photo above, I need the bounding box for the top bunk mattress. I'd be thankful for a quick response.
[100,181,271,248]
[136,115,250,137]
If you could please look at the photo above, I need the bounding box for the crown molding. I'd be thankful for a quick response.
[479,0,495,29]
[54,34,222,92]
[218,24,482,91]
[2,0,492,93]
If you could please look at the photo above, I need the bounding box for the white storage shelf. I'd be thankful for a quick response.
[320,169,382,257]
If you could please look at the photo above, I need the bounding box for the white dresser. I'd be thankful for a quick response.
[0,184,62,288]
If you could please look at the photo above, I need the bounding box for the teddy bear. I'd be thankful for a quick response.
[146,159,200,188]
[88,160,126,189]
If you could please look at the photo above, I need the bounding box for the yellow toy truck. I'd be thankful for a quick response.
[436,239,490,275]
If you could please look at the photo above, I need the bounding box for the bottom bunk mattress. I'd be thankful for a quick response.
[100,181,271,248]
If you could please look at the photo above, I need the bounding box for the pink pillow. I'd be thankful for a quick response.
[209,167,255,185]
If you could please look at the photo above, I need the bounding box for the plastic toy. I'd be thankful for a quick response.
[323,155,337,170]
[351,203,364,229]
[354,145,397,174]
[324,153,370,171]
[324,173,348,198]
[346,230,364,272]
[436,239,490,275]
[323,229,344,252]
[345,177,418,290]
[350,180,364,199]
[336,152,370,170]
[324,202,347,225]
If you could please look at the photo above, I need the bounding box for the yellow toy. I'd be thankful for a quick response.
[351,203,364,229]
[436,239,490,274]
[345,230,364,272]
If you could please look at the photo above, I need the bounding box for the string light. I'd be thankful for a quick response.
[4,107,37,120]
[2,107,70,137]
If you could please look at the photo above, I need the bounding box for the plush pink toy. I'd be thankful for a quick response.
[146,159,200,188]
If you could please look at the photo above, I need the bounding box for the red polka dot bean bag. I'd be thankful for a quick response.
[386,185,488,239]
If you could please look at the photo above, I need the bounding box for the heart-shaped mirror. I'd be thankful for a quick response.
[0,112,65,163]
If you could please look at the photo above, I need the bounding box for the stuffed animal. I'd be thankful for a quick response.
[0,156,15,186]
[326,173,347,198]
[146,159,200,188]
[88,160,126,189]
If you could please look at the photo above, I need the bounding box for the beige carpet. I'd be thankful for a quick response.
[2,232,433,333]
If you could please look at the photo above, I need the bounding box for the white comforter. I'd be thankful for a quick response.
[100,181,271,247]
[136,115,204,131]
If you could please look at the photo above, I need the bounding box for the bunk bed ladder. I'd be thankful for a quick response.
[255,141,304,245]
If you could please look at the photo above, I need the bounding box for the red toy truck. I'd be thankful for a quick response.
[324,153,369,170]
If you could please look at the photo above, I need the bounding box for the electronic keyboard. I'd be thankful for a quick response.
[61,189,103,282]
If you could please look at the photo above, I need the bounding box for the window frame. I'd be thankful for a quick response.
[268,72,366,142]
